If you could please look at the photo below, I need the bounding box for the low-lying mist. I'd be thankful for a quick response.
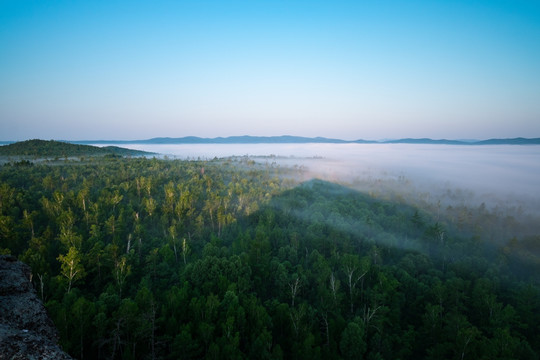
[259,144,540,242]
[99,142,540,240]
[230,144,539,203]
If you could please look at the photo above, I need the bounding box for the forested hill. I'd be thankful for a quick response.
[1,157,539,359]
[0,139,151,158]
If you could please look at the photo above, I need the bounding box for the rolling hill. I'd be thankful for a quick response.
[0,139,153,158]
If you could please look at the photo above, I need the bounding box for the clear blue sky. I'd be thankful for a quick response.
[1,0,539,141]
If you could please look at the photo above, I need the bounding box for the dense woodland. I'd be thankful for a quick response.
[0,139,150,158]
[1,149,540,359]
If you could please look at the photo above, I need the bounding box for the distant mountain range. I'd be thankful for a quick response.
[70,136,540,145]
[1,136,539,147]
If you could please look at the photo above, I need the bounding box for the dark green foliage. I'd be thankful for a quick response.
[1,156,539,359]
[0,139,151,158]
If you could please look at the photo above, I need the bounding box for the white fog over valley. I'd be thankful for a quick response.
[93,143,540,221]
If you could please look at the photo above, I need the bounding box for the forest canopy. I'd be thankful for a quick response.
[0,149,539,359]
[0,139,151,158]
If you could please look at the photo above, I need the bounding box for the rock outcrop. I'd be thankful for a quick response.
[0,255,72,359]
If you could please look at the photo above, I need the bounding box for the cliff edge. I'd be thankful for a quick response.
[0,255,72,359]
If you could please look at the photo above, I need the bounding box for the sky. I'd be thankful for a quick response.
[1,0,539,141]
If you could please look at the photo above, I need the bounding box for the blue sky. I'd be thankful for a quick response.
[1,0,539,141]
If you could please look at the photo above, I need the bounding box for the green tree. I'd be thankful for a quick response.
[57,246,85,293]
[340,319,366,360]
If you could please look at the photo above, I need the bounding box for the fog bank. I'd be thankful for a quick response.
[95,143,540,219]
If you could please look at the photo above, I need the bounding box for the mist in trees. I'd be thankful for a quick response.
[1,150,539,359]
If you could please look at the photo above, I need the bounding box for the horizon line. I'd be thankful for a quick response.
[2,135,540,145]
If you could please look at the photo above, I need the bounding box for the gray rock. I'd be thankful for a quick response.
[0,255,72,359]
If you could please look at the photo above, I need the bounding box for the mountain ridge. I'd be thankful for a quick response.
[69,135,540,145]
